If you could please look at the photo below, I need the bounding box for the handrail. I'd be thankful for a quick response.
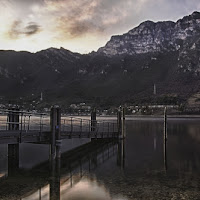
[0,109,49,116]
[0,108,119,137]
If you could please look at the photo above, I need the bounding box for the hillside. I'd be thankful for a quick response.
[1,12,200,108]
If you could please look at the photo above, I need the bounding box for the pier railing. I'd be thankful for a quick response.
[0,107,125,145]
[61,116,119,138]
[0,109,50,132]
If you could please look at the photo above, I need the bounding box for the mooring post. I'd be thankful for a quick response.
[164,107,168,171]
[122,107,126,138]
[14,108,20,131]
[50,107,61,200]
[56,107,61,159]
[50,107,57,159]
[117,108,122,139]
[164,107,167,141]
[91,108,97,132]
[8,107,20,176]
[8,109,13,131]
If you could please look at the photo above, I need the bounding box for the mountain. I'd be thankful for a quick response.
[98,11,200,76]
[1,11,200,108]
[98,11,200,56]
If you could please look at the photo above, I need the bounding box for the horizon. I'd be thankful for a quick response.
[1,0,200,54]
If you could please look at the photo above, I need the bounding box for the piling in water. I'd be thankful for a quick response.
[163,107,167,171]
[164,107,167,141]
[91,108,97,132]
[122,107,126,138]
[50,106,61,160]
[117,109,122,138]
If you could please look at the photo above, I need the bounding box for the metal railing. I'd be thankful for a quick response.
[0,109,50,133]
[0,109,120,139]
[61,116,119,138]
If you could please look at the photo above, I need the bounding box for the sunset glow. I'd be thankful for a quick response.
[1,0,200,53]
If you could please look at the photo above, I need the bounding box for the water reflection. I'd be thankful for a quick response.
[1,119,200,199]
[0,140,124,200]
[163,133,168,172]
[22,177,128,200]
[60,178,128,200]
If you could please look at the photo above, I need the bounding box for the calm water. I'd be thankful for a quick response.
[1,118,200,200]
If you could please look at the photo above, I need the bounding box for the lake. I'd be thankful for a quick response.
[0,117,200,199]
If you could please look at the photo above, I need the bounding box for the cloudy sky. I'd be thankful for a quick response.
[0,0,200,53]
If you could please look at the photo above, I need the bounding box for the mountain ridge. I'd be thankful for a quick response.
[98,11,200,56]
[1,11,200,108]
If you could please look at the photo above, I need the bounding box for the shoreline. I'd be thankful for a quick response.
[64,114,200,120]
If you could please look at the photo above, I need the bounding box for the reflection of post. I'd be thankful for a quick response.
[163,107,168,171]
[117,140,125,169]
[8,143,19,176]
[50,146,61,200]
[89,147,98,170]
[164,137,168,171]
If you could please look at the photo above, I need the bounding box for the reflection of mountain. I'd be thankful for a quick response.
[22,177,128,200]
[60,177,128,200]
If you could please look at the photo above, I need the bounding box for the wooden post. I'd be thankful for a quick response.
[117,109,122,138]
[14,108,20,131]
[91,108,97,132]
[8,107,20,176]
[50,107,61,200]
[8,110,13,131]
[56,107,61,159]
[50,107,57,159]
[164,107,167,171]
[164,107,167,141]
[79,119,82,138]
[122,107,126,138]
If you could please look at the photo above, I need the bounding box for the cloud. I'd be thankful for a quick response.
[24,22,41,35]
[1,0,200,53]
[42,0,111,37]
[8,21,41,39]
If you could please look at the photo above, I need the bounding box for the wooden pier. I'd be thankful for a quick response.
[0,106,126,199]
[0,106,125,145]
[0,106,125,168]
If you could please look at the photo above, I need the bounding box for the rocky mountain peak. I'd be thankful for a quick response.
[98,11,200,56]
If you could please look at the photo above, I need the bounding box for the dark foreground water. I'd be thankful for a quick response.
[1,118,200,200]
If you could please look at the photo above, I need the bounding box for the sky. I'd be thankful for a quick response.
[0,0,200,53]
